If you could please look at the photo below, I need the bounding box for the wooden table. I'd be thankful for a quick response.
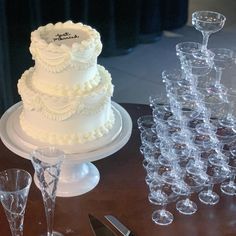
[0,103,236,236]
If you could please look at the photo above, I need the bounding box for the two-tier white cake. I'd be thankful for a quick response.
[17,21,115,145]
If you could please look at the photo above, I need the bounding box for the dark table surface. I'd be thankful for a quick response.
[0,103,236,236]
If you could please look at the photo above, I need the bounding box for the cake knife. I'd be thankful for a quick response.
[89,214,117,236]
[105,215,135,236]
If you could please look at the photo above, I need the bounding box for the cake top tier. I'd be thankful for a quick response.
[30,21,102,72]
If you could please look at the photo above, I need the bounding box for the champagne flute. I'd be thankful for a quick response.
[31,147,65,236]
[0,169,32,236]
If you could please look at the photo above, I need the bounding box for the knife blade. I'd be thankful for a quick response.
[89,214,117,236]
[105,215,134,236]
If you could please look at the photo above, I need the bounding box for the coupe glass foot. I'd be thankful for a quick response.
[152,209,173,226]
[41,231,64,236]
[176,199,197,215]
[220,182,236,196]
[198,190,219,205]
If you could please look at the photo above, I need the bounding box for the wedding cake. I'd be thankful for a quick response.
[17,21,115,146]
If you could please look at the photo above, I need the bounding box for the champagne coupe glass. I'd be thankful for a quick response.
[144,161,161,186]
[145,155,169,186]
[176,41,202,84]
[192,11,226,51]
[137,115,155,132]
[176,42,202,68]
[195,108,217,135]
[181,49,215,107]
[151,91,173,121]
[183,50,214,78]
[138,115,156,153]
[148,176,167,205]
[198,161,230,205]
[149,95,172,124]
[149,180,179,225]
[193,133,212,152]
[161,156,184,185]
[152,107,172,124]
[31,147,65,236]
[157,139,173,166]
[174,172,207,215]
[207,48,233,95]
[0,169,32,236]
[155,121,170,141]
[186,148,208,176]
[220,147,236,195]
[219,92,236,129]
[149,93,170,110]
[167,96,187,128]
[176,42,212,95]
[142,145,161,168]
[201,87,226,113]
[140,128,158,152]
[174,94,204,122]
[162,68,193,90]
[208,146,229,166]
[176,42,202,61]
[215,125,236,145]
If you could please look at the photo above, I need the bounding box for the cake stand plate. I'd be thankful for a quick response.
[0,101,132,197]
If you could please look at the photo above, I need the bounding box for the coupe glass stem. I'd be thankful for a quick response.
[215,69,223,84]
[184,197,191,205]
[207,183,214,194]
[159,208,167,217]
[229,102,234,116]
[202,32,210,51]
[228,174,235,186]
[158,204,170,218]
[224,102,234,123]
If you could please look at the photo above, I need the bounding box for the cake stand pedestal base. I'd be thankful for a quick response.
[1,101,132,197]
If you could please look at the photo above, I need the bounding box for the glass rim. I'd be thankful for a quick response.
[30,146,65,163]
[210,47,233,53]
[176,41,202,54]
[0,168,32,193]
[227,88,236,97]
[137,114,154,120]
[192,10,226,23]
[162,68,182,79]
[209,48,234,61]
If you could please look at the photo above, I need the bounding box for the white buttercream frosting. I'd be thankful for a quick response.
[20,108,115,145]
[18,65,113,121]
[18,21,115,145]
[32,62,98,94]
[30,21,102,72]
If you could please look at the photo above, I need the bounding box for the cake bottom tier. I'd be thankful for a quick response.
[20,103,114,145]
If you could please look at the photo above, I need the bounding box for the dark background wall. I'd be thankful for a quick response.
[0,0,188,115]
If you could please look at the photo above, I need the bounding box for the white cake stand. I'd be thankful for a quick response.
[0,101,132,197]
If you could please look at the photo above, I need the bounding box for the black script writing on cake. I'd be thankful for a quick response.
[53,32,79,42]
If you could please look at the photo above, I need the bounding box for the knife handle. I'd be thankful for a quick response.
[129,232,135,236]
